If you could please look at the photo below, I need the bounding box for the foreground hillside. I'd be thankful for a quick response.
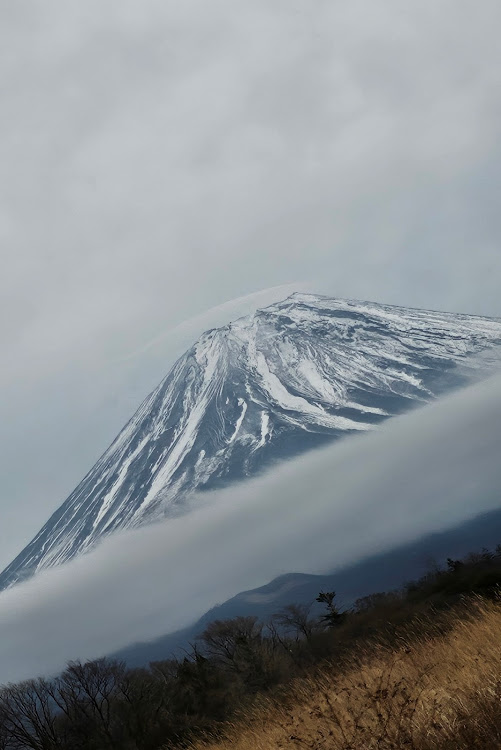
[189,597,501,750]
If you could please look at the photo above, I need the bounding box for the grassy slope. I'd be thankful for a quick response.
[186,597,501,750]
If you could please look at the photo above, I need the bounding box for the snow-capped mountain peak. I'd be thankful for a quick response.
[2,294,501,590]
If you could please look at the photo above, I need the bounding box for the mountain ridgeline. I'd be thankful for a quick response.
[2,293,501,590]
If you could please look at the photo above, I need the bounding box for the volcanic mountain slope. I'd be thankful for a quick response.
[2,293,501,590]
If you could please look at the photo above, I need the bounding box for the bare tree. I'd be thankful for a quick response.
[115,667,168,749]
[272,603,319,642]
[199,617,263,672]
[53,659,124,750]
[0,677,63,750]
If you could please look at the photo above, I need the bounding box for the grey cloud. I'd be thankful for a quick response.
[0,374,500,684]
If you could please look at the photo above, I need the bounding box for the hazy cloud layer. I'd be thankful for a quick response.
[0,374,500,684]
[1,2,501,565]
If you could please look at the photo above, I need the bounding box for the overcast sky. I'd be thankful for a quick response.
[1,0,501,568]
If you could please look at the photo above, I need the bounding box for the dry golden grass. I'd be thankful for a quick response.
[185,598,501,750]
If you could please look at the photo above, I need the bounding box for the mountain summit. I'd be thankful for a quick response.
[2,294,501,590]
